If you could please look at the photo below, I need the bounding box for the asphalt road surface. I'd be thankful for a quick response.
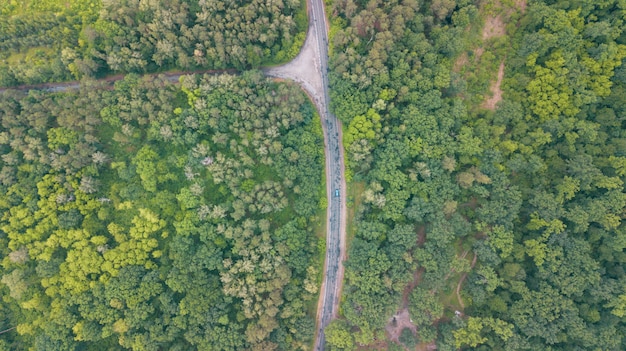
[264,0,347,347]
[308,1,348,350]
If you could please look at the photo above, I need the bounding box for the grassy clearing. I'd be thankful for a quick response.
[439,270,465,314]
[333,179,365,317]
[345,180,365,251]
[437,239,476,315]
[452,0,524,110]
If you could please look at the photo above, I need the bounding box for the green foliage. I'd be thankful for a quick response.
[330,0,626,350]
[344,109,381,145]
[0,73,323,350]
[0,0,308,86]
[453,317,513,349]
[131,146,158,192]
[409,288,444,328]
[399,328,418,349]
[325,320,355,350]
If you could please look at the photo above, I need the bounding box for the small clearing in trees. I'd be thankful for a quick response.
[453,52,469,73]
[482,14,506,40]
[482,60,505,110]
[473,47,485,61]
[385,308,417,344]
[456,253,478,310]
[382,225,427,349]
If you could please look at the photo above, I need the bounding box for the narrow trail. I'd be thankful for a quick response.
[0,2,346,349]
[0,68,238,93]
[456,253,478,310]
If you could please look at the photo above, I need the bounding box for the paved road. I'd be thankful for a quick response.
[265,1,347,348]
[308,1,348,350]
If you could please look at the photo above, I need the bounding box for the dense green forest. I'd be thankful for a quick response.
[2,0,626,350]
[0,0,307,86]
[327,0,626,350]
[0,72,325,350]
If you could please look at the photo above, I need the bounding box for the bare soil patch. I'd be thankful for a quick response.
[481,60,505,110]
[385,310,436,351]
[264,26,324,107]
[482,15,506,40]
[453,52,469,73]
[386,308,417,344]
[515,0,527,13]
[416,342,437,351]
[473,47,485,61]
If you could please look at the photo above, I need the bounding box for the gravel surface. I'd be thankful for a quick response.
[264,28,324,106]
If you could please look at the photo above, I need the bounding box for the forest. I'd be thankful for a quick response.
[326,0,626,350]
[0,0,307,86]
[1,0,626,350]
[0,72,325,350]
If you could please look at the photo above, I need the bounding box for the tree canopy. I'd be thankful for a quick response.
[0,0,307,86]
[328,0,626,349]
[0,72,324,350]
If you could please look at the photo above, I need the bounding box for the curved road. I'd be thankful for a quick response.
[306,1,348,350]
[0,2,346,349]
[264,0,347,348]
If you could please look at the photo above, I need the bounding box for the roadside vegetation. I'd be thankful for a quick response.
[327,0,626,350]
[0,72,325,350]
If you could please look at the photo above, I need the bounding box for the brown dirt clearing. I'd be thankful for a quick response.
[515,0,527,13]
[416,342,437,351]
[386,308,416,344]
[473,47,485,61]
[482,15,506,40]
[453,52,469,73]
[481,60,505,110]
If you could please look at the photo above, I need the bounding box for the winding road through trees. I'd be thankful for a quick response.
[0,1,346,349]
[265,0,347,348]
[265,1,348,350]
